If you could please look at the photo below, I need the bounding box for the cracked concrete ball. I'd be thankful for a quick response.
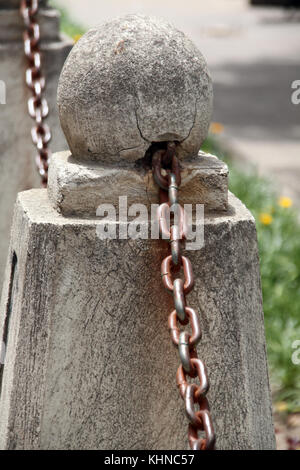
[57,14,213,163]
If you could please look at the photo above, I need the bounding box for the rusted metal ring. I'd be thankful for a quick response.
[152,149,169,190]
[24,36,33,57]
[23,23,40,49]
[185,384,212,429]
[28,97,49,121]
[21,0,38,17]
[168,173,178,206]
[171,239,181,266]
[28,23,40,43]
[31,51,41,69]
[157,203,187,241]
[188,411,216,450]
[26,67,45,92]
[31,124,51,149]
[168,307,202,347]
[37,147,50,162]
[152,147,181,190]
[35,154,48,176]
[173,278,186,322]
[170,225,181,265]
[21,0,38,26]
[161,255,194,294]
[163,142,176,166]
[176,358,209,400]
[179,331,192,373]
[157,202,171,239]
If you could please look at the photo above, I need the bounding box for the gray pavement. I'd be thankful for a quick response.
[55,0,300,203]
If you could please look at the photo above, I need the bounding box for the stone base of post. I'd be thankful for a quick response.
[0,4,73,287]
[0,151,275,450]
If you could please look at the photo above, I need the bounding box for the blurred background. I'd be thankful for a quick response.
[51,0,300,449]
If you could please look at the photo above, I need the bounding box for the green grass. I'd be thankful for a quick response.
[203,137,300,412]
[50,3,300,412]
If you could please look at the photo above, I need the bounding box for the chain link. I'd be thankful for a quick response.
[152,143,216,451]
[20,0,51,187]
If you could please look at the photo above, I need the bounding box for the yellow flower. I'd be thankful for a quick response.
[73,34,82,44]
[259,213,273,225]
[209,122,224,135]
[275,401,288,413]
[278,196,293,208]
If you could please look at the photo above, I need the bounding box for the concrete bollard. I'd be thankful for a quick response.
[0,15,275,450]
[0,0,72,288]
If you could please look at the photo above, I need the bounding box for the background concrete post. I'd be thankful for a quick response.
[0,0,72,288]
[0,15,275,450]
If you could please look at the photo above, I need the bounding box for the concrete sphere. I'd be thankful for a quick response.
[57,14,213,163]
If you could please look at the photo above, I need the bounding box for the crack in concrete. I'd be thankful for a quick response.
[180,99,198,143]
[119,144,142,154]
[91,95,198,160]
[133,91,151,144]
[133,98,198,146]
[134,107,151,144]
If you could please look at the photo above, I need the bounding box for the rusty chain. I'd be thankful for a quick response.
[20,0,51,187]
[152,143,216,451]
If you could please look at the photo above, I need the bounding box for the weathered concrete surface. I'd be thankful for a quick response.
[0,7,72,289]
[0,189,275,450]
[48,150,228,217]
[57,14,213,164]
